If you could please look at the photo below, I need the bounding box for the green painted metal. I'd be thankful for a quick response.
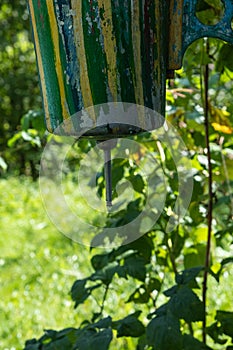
[28,0,233,138]
[168,0,233,70]
[182,0,233,63]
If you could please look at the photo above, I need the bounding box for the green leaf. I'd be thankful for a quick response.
[21,110,45,133]
[183,334,213,350]
[127,285,150,304]
[112,311,145,338]
[168,286,205,322]
[171,231,186,258]
[146,277,162,293]
[147,312,183,350]
[91,254,110,271]
[123,255,147,281]
[117,198,143,225]
[175,266,203,285]
[71,279,90,307]
[21,112,30,131]
[25,326,112,350]
[128,235,154,262]
[111,159,127,188]
[24,329,78,349]
[189,202,204,225]
[93,316,112,329]
[184,245,206,270]
[7,132,22,147]
[207,322,227,345]
[216,44,233,72]
[155,303,168,317]
[42,336,73,350]
[74,328,112,350]
[216,311,233,339]
[164,285,178,297]
[127,173,145,193]
[221,257,233,268]
[92,262,120,285]
[24,340,40,350]
[108,234,154,263]
[137,334,148,350]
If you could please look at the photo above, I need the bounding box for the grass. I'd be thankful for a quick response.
[0,176,94,349]
[0,176,137,350]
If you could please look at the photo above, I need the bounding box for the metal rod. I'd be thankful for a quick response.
[97,139,117,210]
[104,147,112,210]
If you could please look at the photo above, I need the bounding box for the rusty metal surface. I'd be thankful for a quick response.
[182,0,233,57]
[168,0,184,71]
[169,0,233,70]
[29,0,169,136]
[29,0,233,136]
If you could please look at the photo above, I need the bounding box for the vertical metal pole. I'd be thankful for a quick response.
[97,139,117,210]
[104,147,112,210]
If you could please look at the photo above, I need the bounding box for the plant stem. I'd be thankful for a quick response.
[188,322,194,336]
[202,39,213,345]
[100,284,109,316]
[166,238,178,274]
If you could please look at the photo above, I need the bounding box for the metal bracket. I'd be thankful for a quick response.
[169,0,233,70]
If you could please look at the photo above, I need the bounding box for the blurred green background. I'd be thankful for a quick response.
[1,1,233,349]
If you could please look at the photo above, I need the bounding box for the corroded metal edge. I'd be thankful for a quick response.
[169,0,233,70]
[168,0,184,71]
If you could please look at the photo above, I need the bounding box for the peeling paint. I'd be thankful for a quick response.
[29,0,233,136]
[29,0,169,135]
[169,0,233,70]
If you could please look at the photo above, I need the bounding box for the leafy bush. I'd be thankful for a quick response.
[24,38,233,349]
[6,110,46,178]
[0,0,42,173]
[1,1,233,349]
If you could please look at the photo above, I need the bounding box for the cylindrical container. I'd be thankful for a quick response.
[28,0,169,137]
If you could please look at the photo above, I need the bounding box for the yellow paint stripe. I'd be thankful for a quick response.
[71,0,95,121]
[98,0,118,102]
[131,0,145,128]
[168,0,183,70]
[46,0,70,120]
[28,0,52,131]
